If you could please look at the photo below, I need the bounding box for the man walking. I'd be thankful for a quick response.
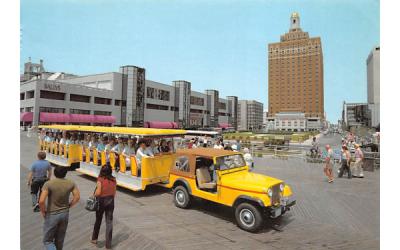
[27,151,52,212]
[39,167,80,250]
[324,145,334,183]
[353,144,365,178]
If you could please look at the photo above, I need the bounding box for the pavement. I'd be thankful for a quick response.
[20,132,379,250]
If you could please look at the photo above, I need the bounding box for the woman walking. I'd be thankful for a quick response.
[91,164,116,249]
[324,145,334,183]
[353,144,364,178]
[338,145,351,178]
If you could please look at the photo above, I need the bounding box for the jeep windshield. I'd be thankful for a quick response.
[216,154,246,170]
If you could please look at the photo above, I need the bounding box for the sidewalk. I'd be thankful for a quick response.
[290,133,322,146]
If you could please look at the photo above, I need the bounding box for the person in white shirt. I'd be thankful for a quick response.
[122,139,136,168]
[213,140,224,150]
[150,140,160,155]
[136,140,154,176]
[243,148,254,171]
[112,137,124,154]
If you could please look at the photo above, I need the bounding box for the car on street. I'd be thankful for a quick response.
[165,148,296,232]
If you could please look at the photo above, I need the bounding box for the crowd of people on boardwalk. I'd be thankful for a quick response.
[321,132,366,184]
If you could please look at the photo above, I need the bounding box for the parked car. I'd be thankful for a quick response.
[166,148,296,232]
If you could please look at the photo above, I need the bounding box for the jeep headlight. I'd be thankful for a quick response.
[267,188,273,197]
[280,183,285,192]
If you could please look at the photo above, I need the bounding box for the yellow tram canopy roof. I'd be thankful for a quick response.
[38,125,187,136]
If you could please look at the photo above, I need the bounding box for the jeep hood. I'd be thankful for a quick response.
[220,170,283,192]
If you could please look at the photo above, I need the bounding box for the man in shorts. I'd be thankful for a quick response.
[27,151,52,212]
[324,145,334,183]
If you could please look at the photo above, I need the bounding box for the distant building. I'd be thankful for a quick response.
[367,46,380,128]
[20,59,239,129]
[341,102,370,130]
[237,100,263,131]
[263,111,320,132]
[263,110,269,125]
[268,12,324,119]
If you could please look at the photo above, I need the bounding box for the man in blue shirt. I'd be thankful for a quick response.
[27,151,52,212]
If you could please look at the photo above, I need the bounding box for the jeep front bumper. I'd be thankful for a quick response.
[269,196,296,218]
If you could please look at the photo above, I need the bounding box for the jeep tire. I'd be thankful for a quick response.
[235,202,263,232]
[173,186,191,209]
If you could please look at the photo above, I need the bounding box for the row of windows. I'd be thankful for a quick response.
[39,107,65,113]
[70,109,90,115]
[38,90,114,105]
[20,91,35,100]
[190,96,204,106]
[219,102,226,110]
[147,87,170,101]
[34,106,112,116]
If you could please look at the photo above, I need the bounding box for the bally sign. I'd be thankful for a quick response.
[44,83,61,91]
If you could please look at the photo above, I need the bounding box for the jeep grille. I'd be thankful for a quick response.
[271,184,281,205]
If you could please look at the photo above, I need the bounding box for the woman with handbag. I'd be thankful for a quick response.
[90,164,116,249]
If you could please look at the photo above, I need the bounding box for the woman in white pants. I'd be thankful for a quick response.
[353,144,364,178]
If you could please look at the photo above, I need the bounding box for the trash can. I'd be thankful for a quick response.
[363,152,375,172]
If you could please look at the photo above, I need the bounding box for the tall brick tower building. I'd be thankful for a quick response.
[268,12,324,118]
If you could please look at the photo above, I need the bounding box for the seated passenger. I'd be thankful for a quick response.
[112,137,124,172]
[55,133,62,143]
[122,138,136,168]
[150,140,160,155]
[70,134,79,144]
[136,140,154,175]
[96,137,106,152]
[158,139,169,153]
[112,137,124,154]
[167,141,174,153]
[44,132,54,143]
[88,135,98,149]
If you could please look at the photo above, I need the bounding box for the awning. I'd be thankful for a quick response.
[40,112,115,124]
[69,114,95,123]
[40,113,70,123]
[218,123,231,128]
[144,121,178,129]
[93,115,116,124]
[20,112,33,122]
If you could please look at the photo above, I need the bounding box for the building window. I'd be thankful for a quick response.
[147,87,170,101]
[219,102,226,110]
[171,106,179,111]
[147,87,155,99]
[20,108,24,113]
[94,111,112,116]
[158,90,170,101]
[25,107,34,112]
[70,94,91,103]
[70,109,90,115]
[40,90,65,100]
[94,97,112,105]
[20,93,25,100]
[190,96,204,106]
[39,107,65,113]
[115,100,121,106]
[146,103,169,110]
[26,90,35,99]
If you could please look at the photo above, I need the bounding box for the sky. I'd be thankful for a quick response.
[20,0,380,123]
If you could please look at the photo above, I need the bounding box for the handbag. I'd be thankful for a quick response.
[85,186,99,212]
